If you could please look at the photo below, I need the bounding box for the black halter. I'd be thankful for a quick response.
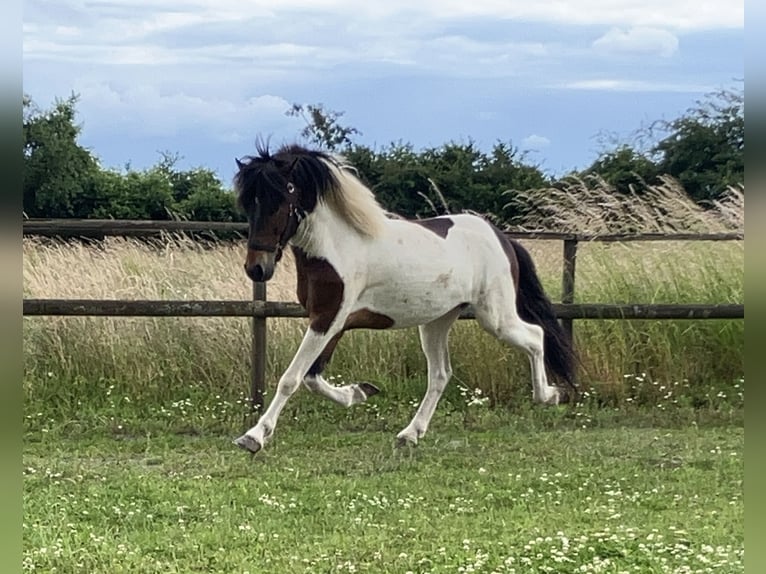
[248,182,306,260]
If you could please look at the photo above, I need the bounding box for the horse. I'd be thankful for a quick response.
[232,143,576,454]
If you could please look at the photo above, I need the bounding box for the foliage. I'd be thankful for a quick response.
[23,94,101,217]
[23,95,242,222]
[287,102,362,151]
[286,103,551,221]
[653,87,744,203]
[346,140,550,221]
[581,145,660,195]
[582,86,744,203]
[23,87,744,223]
[156,153,242,221]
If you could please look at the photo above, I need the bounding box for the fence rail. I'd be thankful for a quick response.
[22,218,745,411]
[22,218,745,242]
[23,299,744,320]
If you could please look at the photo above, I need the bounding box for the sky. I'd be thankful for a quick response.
[22,0,743,186]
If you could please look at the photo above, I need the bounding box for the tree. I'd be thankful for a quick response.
[582,145,660,194]
[286,103,361,151]
[652,87,744,203]
[345,140,550,222]
[347,142,434,217]
[23,94,101,217]
[177,183,240,222]
[475,141,551,219]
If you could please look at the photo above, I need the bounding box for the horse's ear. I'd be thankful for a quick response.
[235,158,245,170]
[286,156,300,175]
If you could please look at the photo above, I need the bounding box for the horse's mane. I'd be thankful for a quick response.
[322,154,387,238]
[239,143,387,238]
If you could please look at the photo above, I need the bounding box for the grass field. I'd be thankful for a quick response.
[24,400,744,574]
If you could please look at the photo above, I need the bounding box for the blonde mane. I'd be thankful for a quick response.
[320,158,388,238]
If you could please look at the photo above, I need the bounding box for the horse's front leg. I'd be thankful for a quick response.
[234,320,346,454]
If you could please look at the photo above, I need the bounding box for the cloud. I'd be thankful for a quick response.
[71,80,296,141]
[522,134,551,149]
[23,0,742,66]
[413,0,742,30]
[560,79,712,92]
[22,0,742,93]
[21,0,741,179]
[211,0,743,31]
[409,35,551,77]
[593,27,679,58]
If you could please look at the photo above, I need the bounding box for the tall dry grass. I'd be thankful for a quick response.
[23,179,744,414]
[507,176,743,234]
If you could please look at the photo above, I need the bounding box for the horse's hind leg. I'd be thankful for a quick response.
[302,331,380,407]
[475,292,562,405]
[396,307,461,446]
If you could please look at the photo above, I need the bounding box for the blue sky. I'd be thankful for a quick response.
[23,0,743,185]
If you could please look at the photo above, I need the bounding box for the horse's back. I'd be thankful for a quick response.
[350,214,513,328]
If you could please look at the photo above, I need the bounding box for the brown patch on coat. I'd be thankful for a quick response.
[292,247,344,334]
[412,217,454,238]
[293,246,395,336]
[344,308,395,330]
[308,308,395,376]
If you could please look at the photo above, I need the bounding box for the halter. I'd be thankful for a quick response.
[247,182,306,260]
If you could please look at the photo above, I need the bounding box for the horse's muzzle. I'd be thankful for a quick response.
[244,250,276,282]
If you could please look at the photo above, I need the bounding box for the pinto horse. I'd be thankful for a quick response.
[233,144,576,454]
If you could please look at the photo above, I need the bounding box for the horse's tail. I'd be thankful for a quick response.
[510,238,578,399]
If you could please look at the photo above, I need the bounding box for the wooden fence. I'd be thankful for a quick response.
[22,218,745,411]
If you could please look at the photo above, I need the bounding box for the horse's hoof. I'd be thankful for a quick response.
[358,382,381,398]
[557,388,574,404]
[395,433,418,448]
[233,434,262,454]
[544,394,561,406]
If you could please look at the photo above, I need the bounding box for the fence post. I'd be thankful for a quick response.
[250,281,267,414]
[561,239,578,340]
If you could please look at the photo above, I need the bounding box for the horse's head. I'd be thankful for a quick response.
[234,145,333,282]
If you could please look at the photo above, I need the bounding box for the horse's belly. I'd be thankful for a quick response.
[355,280,469,328]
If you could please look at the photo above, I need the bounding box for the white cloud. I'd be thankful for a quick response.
[412,36,551,77]
[561,79,712,92]
[593,27,679,58]
[522,134,551,149]
[23,0,742,65]
[207,0,743,31]
[22,0,742,91]
[72,80,296,141]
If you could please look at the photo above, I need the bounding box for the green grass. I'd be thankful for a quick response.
[24,371,744,574]
[24,400,744,574]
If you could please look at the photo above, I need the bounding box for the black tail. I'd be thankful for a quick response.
[509,238,578,397]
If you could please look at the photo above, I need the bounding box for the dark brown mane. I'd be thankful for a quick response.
[233,143,341,217]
